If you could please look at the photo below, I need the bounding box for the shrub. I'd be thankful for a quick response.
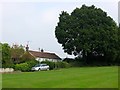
[41,61,71,70]
[41,61,55,70]
[57,62,71,68]
[20,52,35,63]
[15,63,30,72]
[15,60,39,72]
[26,60,39,69]
[63,57,86,67]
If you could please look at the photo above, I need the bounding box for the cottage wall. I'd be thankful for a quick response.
[35,58,59,62]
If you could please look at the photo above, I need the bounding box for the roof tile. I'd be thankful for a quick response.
[29,50,61,60]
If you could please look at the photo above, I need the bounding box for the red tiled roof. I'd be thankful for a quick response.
[29,50,61,60]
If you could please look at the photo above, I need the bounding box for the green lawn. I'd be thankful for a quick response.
[2,66,118,88]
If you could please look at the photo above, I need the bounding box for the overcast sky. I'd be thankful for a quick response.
[0,0,119,58]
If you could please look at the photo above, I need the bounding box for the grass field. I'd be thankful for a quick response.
[2,66,118,88]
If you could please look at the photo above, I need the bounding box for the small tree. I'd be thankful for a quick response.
[20,52,35,63]
[11,44,25,64]
[1,43,13,68]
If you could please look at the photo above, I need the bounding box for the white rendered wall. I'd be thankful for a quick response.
[35,58,59,62]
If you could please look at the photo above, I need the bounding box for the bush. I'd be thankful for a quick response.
[2,63,15,68]
[15,60,70,72]
[15,60,39,72]
[41,61,71,70]
[26,60,39,68]
[41,61,55,70]
[57,62,71,68]
[64,57,86,67]
[15,63,30,72]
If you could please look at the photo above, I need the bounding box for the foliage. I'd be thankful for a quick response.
[63,58,75,63]
[57,61,71,68]
[116,27,120,64]
[20,52,35,63]
[14,60,38,72]
[55,5,119,64]
[26,60,39,69]
[41,60,70,70]
[41,61,55,70]
[64,57,118,67]
[11,44,25,64]
[1,43,13,68]
[15,63,30,72]
[1,42,38,69]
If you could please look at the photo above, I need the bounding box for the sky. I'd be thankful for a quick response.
[0,0,119,59]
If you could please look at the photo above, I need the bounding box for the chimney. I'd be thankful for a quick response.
[26,44,29,52]
[38,48,40,52]
[41,49,44,52]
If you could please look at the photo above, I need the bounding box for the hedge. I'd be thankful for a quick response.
[14,60,38,72]
[41,60,71,70]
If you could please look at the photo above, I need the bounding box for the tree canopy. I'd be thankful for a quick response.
[11,44,25,64]
[1,43,37,68]
[55,5,119,64]
[0,43,13,67]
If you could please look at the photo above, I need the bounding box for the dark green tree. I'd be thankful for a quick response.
[116,27,120,65]
[55,5,119,64]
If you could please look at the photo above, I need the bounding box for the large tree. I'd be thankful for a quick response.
[55,5,119,63]
[116,27,120,64]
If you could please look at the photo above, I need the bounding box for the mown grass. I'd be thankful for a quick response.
[2,66,118,88]
[0,73,2,89]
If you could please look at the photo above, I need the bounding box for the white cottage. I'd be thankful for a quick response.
[25,45,61,62]
[28,50,61,62]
